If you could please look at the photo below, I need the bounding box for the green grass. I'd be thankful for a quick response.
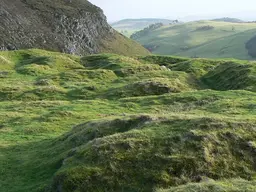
[99,32,151,56]
[0,49,255,192]
[157,179,256,192]
[133,20,256,59]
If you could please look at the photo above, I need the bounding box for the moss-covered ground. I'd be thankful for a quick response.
[0,49,255,192]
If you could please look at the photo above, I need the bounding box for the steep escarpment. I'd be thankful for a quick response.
[0,0,149,56]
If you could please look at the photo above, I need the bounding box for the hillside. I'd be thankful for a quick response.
[132,20,256,59]
[0,49,255,192]
[0,0,149,56]
[111,18,177,37]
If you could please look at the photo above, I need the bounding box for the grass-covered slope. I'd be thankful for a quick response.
[0,49,255,192]
[99,32,151,56]
[132,20,256,59]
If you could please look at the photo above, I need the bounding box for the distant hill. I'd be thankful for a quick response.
[179,11,256,22]
[132,20,256,59]
[111,18,177,37]
[111,18,176,30]
[212,17,244,23]
[131,23,164,40]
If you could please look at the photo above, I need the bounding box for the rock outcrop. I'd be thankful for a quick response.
[0,0,149,56]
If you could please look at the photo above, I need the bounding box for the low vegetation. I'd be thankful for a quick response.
[158,179,256,192]
[0,49,255,192]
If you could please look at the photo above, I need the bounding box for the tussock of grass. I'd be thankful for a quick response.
[107,78,193,98]
[157,179,256,192]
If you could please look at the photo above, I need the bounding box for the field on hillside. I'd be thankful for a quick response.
[133,20,256,60]
[111,18,174,37]
[0,49,256,192]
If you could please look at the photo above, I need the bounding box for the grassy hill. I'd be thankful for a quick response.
[0,49,256,192]
[132,20,256,59]
[111,18,175,37]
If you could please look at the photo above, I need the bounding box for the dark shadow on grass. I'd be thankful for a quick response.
[15,52,52,74]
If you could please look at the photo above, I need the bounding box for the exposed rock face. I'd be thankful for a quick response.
[0,0,149,56]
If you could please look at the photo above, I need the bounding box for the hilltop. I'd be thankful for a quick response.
[0,49,255,192]
[0,0,149,56]
[111,18,177,37]
[131,20,256,59]
[211,17,244,23]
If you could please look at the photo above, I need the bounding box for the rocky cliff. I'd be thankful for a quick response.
[0,0,149,56]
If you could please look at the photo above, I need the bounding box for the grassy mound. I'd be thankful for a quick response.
[0,49,255,192]
[202,62,256,91]
[49,115,256,192]
[138,55,189,66]
[107,77,193,98]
